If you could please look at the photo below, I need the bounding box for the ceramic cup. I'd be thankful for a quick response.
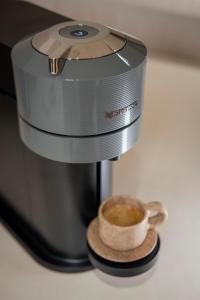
[98,195,168,251]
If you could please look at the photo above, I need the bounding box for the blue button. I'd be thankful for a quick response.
[70,30,88,37]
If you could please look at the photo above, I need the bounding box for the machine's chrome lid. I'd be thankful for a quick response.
[32,21,126,75]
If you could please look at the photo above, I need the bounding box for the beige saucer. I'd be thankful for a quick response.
[87,218,158,263]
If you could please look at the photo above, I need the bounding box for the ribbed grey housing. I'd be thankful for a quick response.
[11,24,147,163]
[19,116,141,163]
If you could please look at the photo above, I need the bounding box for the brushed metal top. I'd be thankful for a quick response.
[32,21,126,74]
[12,36,146,136]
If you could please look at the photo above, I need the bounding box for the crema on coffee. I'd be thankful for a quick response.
[103,204,144,227]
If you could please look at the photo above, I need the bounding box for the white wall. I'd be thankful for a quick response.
[25,0,200,18]
[25,0,200,62]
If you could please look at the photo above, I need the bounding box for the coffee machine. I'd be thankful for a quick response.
[1,14,158,277]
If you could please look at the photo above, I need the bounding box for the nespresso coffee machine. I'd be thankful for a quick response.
[0,2,159,277]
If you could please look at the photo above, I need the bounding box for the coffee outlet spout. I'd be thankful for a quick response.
[11,21,148,277]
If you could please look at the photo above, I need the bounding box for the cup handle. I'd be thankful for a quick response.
[145,201,168,228]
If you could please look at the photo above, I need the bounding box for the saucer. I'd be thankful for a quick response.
[87,217,160,277]
[87,218,158,263]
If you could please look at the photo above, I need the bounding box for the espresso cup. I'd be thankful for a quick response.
[98,195,168,251]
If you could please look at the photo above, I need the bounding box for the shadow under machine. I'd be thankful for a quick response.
[0,2,159,277]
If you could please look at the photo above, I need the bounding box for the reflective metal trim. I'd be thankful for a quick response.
[19,116,141,163]
[32,21,126,74]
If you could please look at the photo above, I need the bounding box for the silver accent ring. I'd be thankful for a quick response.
[19,116,141,163]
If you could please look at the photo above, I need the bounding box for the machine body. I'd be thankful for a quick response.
[7,20,147,272]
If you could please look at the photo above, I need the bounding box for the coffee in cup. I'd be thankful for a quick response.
[98,195,168,251]
[103,203,144,227]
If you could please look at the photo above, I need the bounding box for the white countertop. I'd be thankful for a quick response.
[1,55,200,299]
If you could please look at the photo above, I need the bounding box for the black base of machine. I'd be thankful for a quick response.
[0,194,161,276]
[0,197,93,273]
[87,237,160,277]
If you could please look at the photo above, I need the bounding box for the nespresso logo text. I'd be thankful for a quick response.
[105,101,138,119]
